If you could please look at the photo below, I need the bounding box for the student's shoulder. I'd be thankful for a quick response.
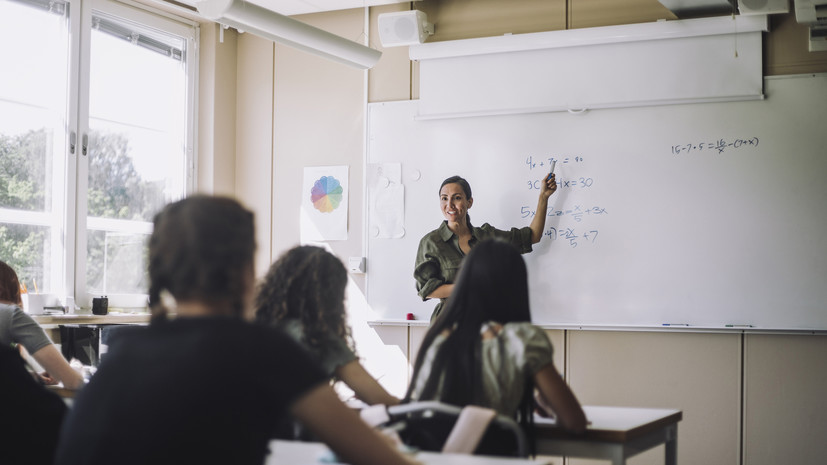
[0,303,14,321]
[0,303,26,318]
[244,321,309,351]
[500,322,549,342]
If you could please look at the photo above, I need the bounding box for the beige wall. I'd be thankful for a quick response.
[197,23,237,197]
[743,334,827,465]
[271,9,367,285]
[236,33,276,276]
[196,1,827,463]
[568,331,742,465]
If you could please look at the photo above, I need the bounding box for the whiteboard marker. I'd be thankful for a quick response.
[546,160,556,180]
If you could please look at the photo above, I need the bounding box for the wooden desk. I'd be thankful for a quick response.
[32,313,151,326]
[266,440,552,465]
[535,406,682,465]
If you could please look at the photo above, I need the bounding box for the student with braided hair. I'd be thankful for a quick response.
[56,195,418,465]
[256,245,399,406]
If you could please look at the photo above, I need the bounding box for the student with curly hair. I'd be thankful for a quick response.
[256,245,399,406]
[56,196,417,465]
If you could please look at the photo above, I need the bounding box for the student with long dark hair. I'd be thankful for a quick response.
[256,245,399,406]
[56,196,418,465]
[406,239,586,435]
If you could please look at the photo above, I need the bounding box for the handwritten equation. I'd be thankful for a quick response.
[525,155,593,190]
[525,155,585,171]
[520,205,609,222]
[520,154,604,248]
[671,137,759,155]
[545,227,599,248]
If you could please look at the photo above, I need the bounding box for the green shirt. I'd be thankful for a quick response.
[414,221,533,320]
[276,318,357,379]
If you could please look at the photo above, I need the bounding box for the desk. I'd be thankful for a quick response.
[535,406,682,465]
[33,313,150,366]
[266,440,552,465]
[32,313,151,326]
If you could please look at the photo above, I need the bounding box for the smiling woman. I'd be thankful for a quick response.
[413,174,557,321]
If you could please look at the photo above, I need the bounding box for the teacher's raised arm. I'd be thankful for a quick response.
[530,171,557,243]
[414,174,558,321]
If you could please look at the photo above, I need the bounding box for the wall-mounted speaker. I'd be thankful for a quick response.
[378,10,434,48]
[738,0,790,14]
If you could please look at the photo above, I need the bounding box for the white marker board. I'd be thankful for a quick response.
[366,74,827,330]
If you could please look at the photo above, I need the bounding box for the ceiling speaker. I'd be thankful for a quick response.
[378,10,434,47]
[738,0,790,14]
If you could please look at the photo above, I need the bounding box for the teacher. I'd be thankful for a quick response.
[414,174,557,321]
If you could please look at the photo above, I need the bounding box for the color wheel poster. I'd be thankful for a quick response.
[301,165,348,241]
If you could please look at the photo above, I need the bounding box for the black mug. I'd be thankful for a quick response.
[92,296,108,315]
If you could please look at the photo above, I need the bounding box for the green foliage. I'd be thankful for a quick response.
[1,128,162,292]
[0,130,49,286]
[87,131,164,222]
[0,129,48,211]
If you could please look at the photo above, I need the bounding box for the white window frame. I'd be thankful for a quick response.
[72,0,198,309]
[3,0,198,310]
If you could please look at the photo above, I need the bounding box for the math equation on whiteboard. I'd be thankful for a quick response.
[545,227,599,249]
[671,137,759,155]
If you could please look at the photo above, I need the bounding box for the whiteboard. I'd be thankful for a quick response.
[366,74,827,330]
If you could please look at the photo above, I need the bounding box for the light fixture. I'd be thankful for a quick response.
[195,0,381,69]
[377,10,434,47]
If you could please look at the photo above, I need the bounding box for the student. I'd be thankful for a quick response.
[55,195,418,465]
[414,174,556,321]
[0,260,84,390]
[406,239,587,434]
[256,245,399,406]
[0,344,68,465]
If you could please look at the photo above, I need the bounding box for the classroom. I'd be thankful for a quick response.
[2,0,827,464]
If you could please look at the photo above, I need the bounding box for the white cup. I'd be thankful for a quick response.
[21,294,60,314]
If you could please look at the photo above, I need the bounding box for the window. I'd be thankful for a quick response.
[0,0,197,309]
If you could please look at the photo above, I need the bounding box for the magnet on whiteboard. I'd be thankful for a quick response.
[371,226,380,237]
[410,169,421,181]
[378,175,390,188]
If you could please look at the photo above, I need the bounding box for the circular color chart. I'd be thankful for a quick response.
[310,176,344,213]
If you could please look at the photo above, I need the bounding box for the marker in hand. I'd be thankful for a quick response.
[546,160,556,181]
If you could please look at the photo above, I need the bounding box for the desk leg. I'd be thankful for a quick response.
[664,424,678,465]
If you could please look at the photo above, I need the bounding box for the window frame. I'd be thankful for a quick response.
[2,0,199,310]
[72,0,198,309]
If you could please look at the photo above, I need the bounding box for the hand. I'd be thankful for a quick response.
[540,173,558,199]
[38,371,59,385]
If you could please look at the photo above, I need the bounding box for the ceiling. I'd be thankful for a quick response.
[174,0,410,16]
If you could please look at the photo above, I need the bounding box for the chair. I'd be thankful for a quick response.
[363,401,529,457]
